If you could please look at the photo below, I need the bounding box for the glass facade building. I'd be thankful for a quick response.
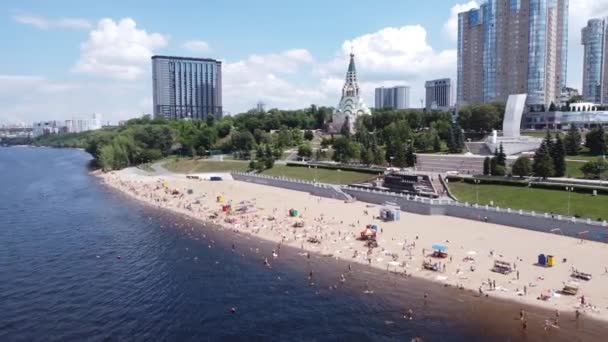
[457,0,569,108]
[581,18,608,104]
[152,55,222,120]
[374,86,410,110]
[425,79,452,110]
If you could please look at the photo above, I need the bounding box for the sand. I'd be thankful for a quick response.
[98,169,608,323]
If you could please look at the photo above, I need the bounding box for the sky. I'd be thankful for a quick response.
[1,0,608,124]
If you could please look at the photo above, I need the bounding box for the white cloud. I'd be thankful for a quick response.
[318,25,456,107]
[183,40,211,53]
[443,1,479,42]
[13,13,91,30]
[73,18,169,80]
[0,75,150,124]
[223,49,325,113]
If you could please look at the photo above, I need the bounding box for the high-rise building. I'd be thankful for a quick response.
[581,18,608,104]
[425,79,452,110]
[152,55,222,120]
[457,0,569,108]
[374,86,410,110]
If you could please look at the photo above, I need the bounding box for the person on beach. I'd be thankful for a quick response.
[519,309,525,320]
[517,270,520,280]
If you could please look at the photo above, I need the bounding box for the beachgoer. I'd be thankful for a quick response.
[575,309,581,320]
[517,270,520,280]
[522,320,527,331]
[520,309,525,320]
[524,285,527,295]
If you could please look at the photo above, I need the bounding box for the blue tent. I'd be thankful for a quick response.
[538,254,547,266]
[432,244,448,252]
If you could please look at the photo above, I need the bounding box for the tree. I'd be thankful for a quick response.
[340,116,351,138]
[483,156,491,175]
[550,135,566,177]
[490,157,498,176]
[433,133,442,152]
[511,156,532,178]
[564,125,582,155]
[496,143,507,167]
[393,141,407,168]
[533,154,555,179]
[332,137,359,163]
[580,158,608,179]
[548,102,556,112]
[360,147,374,165]
[304,130,314,141]
[405,145,417,167]
[585,126,607,155]
[297,144,312,158]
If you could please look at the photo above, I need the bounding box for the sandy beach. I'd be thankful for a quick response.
[98,168,608,326]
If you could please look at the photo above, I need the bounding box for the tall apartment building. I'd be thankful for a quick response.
[581,18,608,104]
[374,86,410,110]
[457,0,569,108]
[425,79,452,110]
[152,55,222,120]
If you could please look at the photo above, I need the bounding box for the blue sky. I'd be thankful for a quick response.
[0,0,607,124]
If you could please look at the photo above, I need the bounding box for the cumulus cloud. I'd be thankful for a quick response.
[443,1,479,42]
[182,40,211,53]
[318,25,456,107]
[0,75,150,124]
[223,49,325,113]
[73,18,169,80]
[13,12,91,30]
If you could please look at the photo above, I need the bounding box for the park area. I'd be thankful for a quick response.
[447,181,608,221]
[163,159,250,173]
[162,158,374,185]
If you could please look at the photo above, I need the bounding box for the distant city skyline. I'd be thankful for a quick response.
[0,0,606,123]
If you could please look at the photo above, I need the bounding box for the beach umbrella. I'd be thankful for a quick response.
[371,225,379,231]
[432,244,448,252]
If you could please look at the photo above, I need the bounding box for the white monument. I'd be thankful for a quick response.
[329,52,370,134]
[485,94,542,155]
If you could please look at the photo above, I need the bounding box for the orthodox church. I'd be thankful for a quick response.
[329,52,371,134]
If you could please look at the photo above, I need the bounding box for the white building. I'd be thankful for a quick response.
[33,114,102,137]
[330,52,371,134]
[375,86,410,110]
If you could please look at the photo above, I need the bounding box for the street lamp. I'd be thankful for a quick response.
[474,179,481,204]
[565,186,574,217]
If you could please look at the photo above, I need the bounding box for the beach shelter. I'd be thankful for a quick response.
[360,228,377,240]
[432,244,448,252]
[538,254,547,266]
[546,255,555,267]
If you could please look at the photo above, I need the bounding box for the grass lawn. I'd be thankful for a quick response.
[261,165,376,185]
[163,158,250,173]
[566,154,604,162]
[448,181,608,220]
[565,160,586,178]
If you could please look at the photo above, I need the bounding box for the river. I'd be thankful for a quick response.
[0,147,604,341]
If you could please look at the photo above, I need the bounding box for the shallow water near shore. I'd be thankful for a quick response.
[1,147,606,341]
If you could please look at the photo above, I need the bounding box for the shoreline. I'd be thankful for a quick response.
[96,168,608,329]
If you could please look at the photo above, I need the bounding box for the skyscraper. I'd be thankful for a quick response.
[374,86,410,110]
[152,55,222,120]
[457,0,569,108]
[425,79,452,110]
[581,18,608,104]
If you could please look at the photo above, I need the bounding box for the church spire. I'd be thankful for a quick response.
[342,51,359,98]
[348,51,356,73]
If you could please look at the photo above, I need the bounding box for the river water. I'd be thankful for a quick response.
[0,147,604,341]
